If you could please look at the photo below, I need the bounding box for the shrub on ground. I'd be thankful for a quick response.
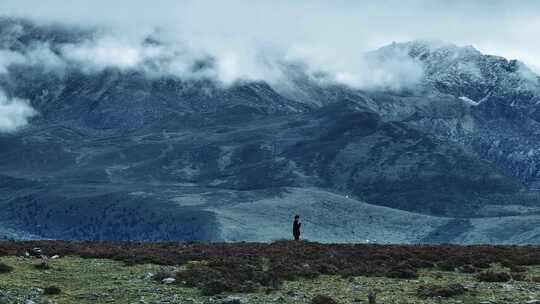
[0,262,13,273]
[459,265,478,273]
[417,283,465,298]
[477,271,511,282]
[43,285,61,295]
[510,272,527,281]
[311,295,338,304]
[509,265,526,273]
[386,264,418,279]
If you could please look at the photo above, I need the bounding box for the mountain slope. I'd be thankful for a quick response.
[1,19,540,242]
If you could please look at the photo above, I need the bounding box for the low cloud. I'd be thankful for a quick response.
[7,29,424,90]
[0,50,24,74]
[289,46,424,91]
[0,44,65,74]
[0,0,539,90]
[0,90,37,133]
[61,37,160,73]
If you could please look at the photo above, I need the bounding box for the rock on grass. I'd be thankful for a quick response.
[151,271,175,282]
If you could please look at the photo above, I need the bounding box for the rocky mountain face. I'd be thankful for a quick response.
[372,41,540,188]
[2,19,540,243]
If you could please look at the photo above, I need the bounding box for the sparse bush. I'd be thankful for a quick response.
[417,283,465,298]
[316,263,339,275]
[311,295,338,304]
[477,271,510,282]
[459,265,478,274]
[386,264,418,279]
[0,262,13,273]
[532,276,540,283]
[511,272,527,281]
[237,280,260,293]
[437,260,458,271]
[43,285,61,295]
[201,279,230,296]
[340,265,371,278]
[472,261,491,269]
[515,255,540,266]
[500,260,514,268]
[408,258,434,268]
[509,265,526,273]
[269,263,300,281]
[297,264,320,279]
[176,265,223,288]
[255,271,281,289]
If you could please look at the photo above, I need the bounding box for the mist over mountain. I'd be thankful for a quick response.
[2,14,540,243]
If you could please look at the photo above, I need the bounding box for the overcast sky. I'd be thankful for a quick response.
[0,0,539,71]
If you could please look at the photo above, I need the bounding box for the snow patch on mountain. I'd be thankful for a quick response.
[459,96,479,106]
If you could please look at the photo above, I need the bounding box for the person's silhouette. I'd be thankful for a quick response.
[293,215,301,241]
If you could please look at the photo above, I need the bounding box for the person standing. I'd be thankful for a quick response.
[293,215,302,241]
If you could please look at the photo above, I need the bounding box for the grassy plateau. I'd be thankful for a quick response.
[1,241,540,303]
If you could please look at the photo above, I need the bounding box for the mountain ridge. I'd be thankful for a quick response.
[2,18,540,243]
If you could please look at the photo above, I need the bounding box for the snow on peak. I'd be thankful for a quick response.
[373,40,540,103]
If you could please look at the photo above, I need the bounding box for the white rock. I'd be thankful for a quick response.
[221,296,243,304]
[162,278,176,284]
[144,272,154,279]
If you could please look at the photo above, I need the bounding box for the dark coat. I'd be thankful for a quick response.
[293,219,301,236]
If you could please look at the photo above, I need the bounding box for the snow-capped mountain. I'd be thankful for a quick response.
[370,41,540,188]
[379,40,540,104]
[2,19,540,243]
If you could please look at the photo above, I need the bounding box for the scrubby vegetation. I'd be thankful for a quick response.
[1,241,540,303]
[2,240,540,294]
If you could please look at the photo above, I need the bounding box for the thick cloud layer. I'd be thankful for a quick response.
[1,0,539,80]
